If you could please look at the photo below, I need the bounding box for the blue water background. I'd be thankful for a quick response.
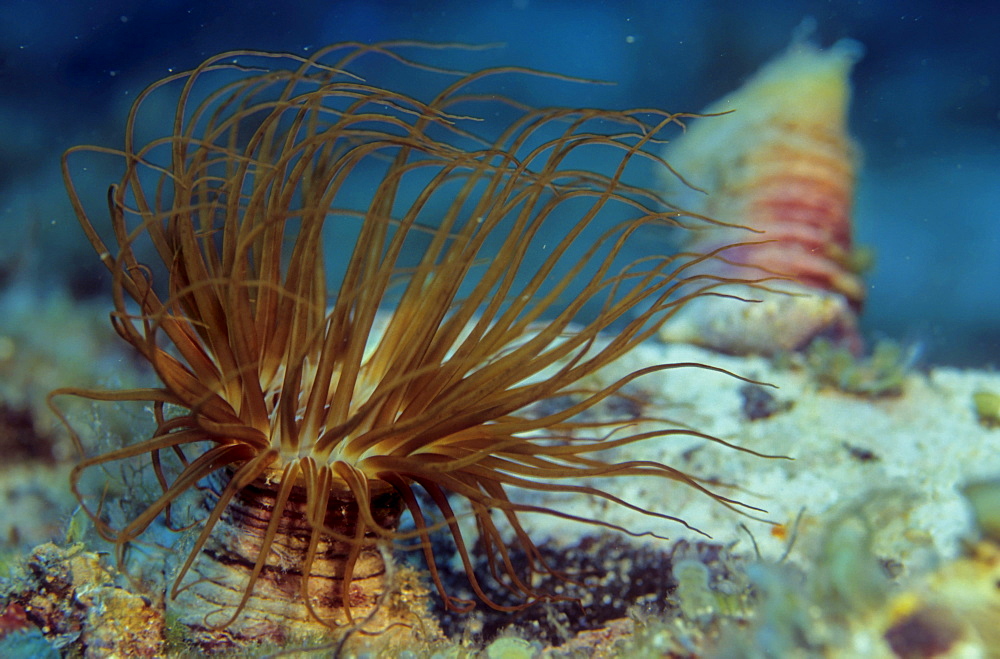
[1,0,997,366]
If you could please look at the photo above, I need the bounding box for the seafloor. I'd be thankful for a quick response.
[0,285,998,657]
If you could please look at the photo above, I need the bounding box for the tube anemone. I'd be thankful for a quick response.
[53,42,769,646]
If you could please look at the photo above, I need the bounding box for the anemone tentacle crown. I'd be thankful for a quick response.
[54,42,768,649]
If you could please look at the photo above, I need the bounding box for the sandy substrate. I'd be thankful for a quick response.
[508,341,1000,577]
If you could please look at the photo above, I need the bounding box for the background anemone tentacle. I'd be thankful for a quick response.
[51,42,772,644]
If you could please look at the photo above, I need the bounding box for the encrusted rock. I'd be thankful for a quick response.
[2,542,164,657]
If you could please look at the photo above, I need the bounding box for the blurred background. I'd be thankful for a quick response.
[1,0,998,366]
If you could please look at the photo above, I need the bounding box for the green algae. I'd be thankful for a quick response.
[785,337,914,396]
[962,478,1000,542]
[972,390,1000,428]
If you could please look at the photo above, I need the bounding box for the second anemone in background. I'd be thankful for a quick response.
[660,37,869,356]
